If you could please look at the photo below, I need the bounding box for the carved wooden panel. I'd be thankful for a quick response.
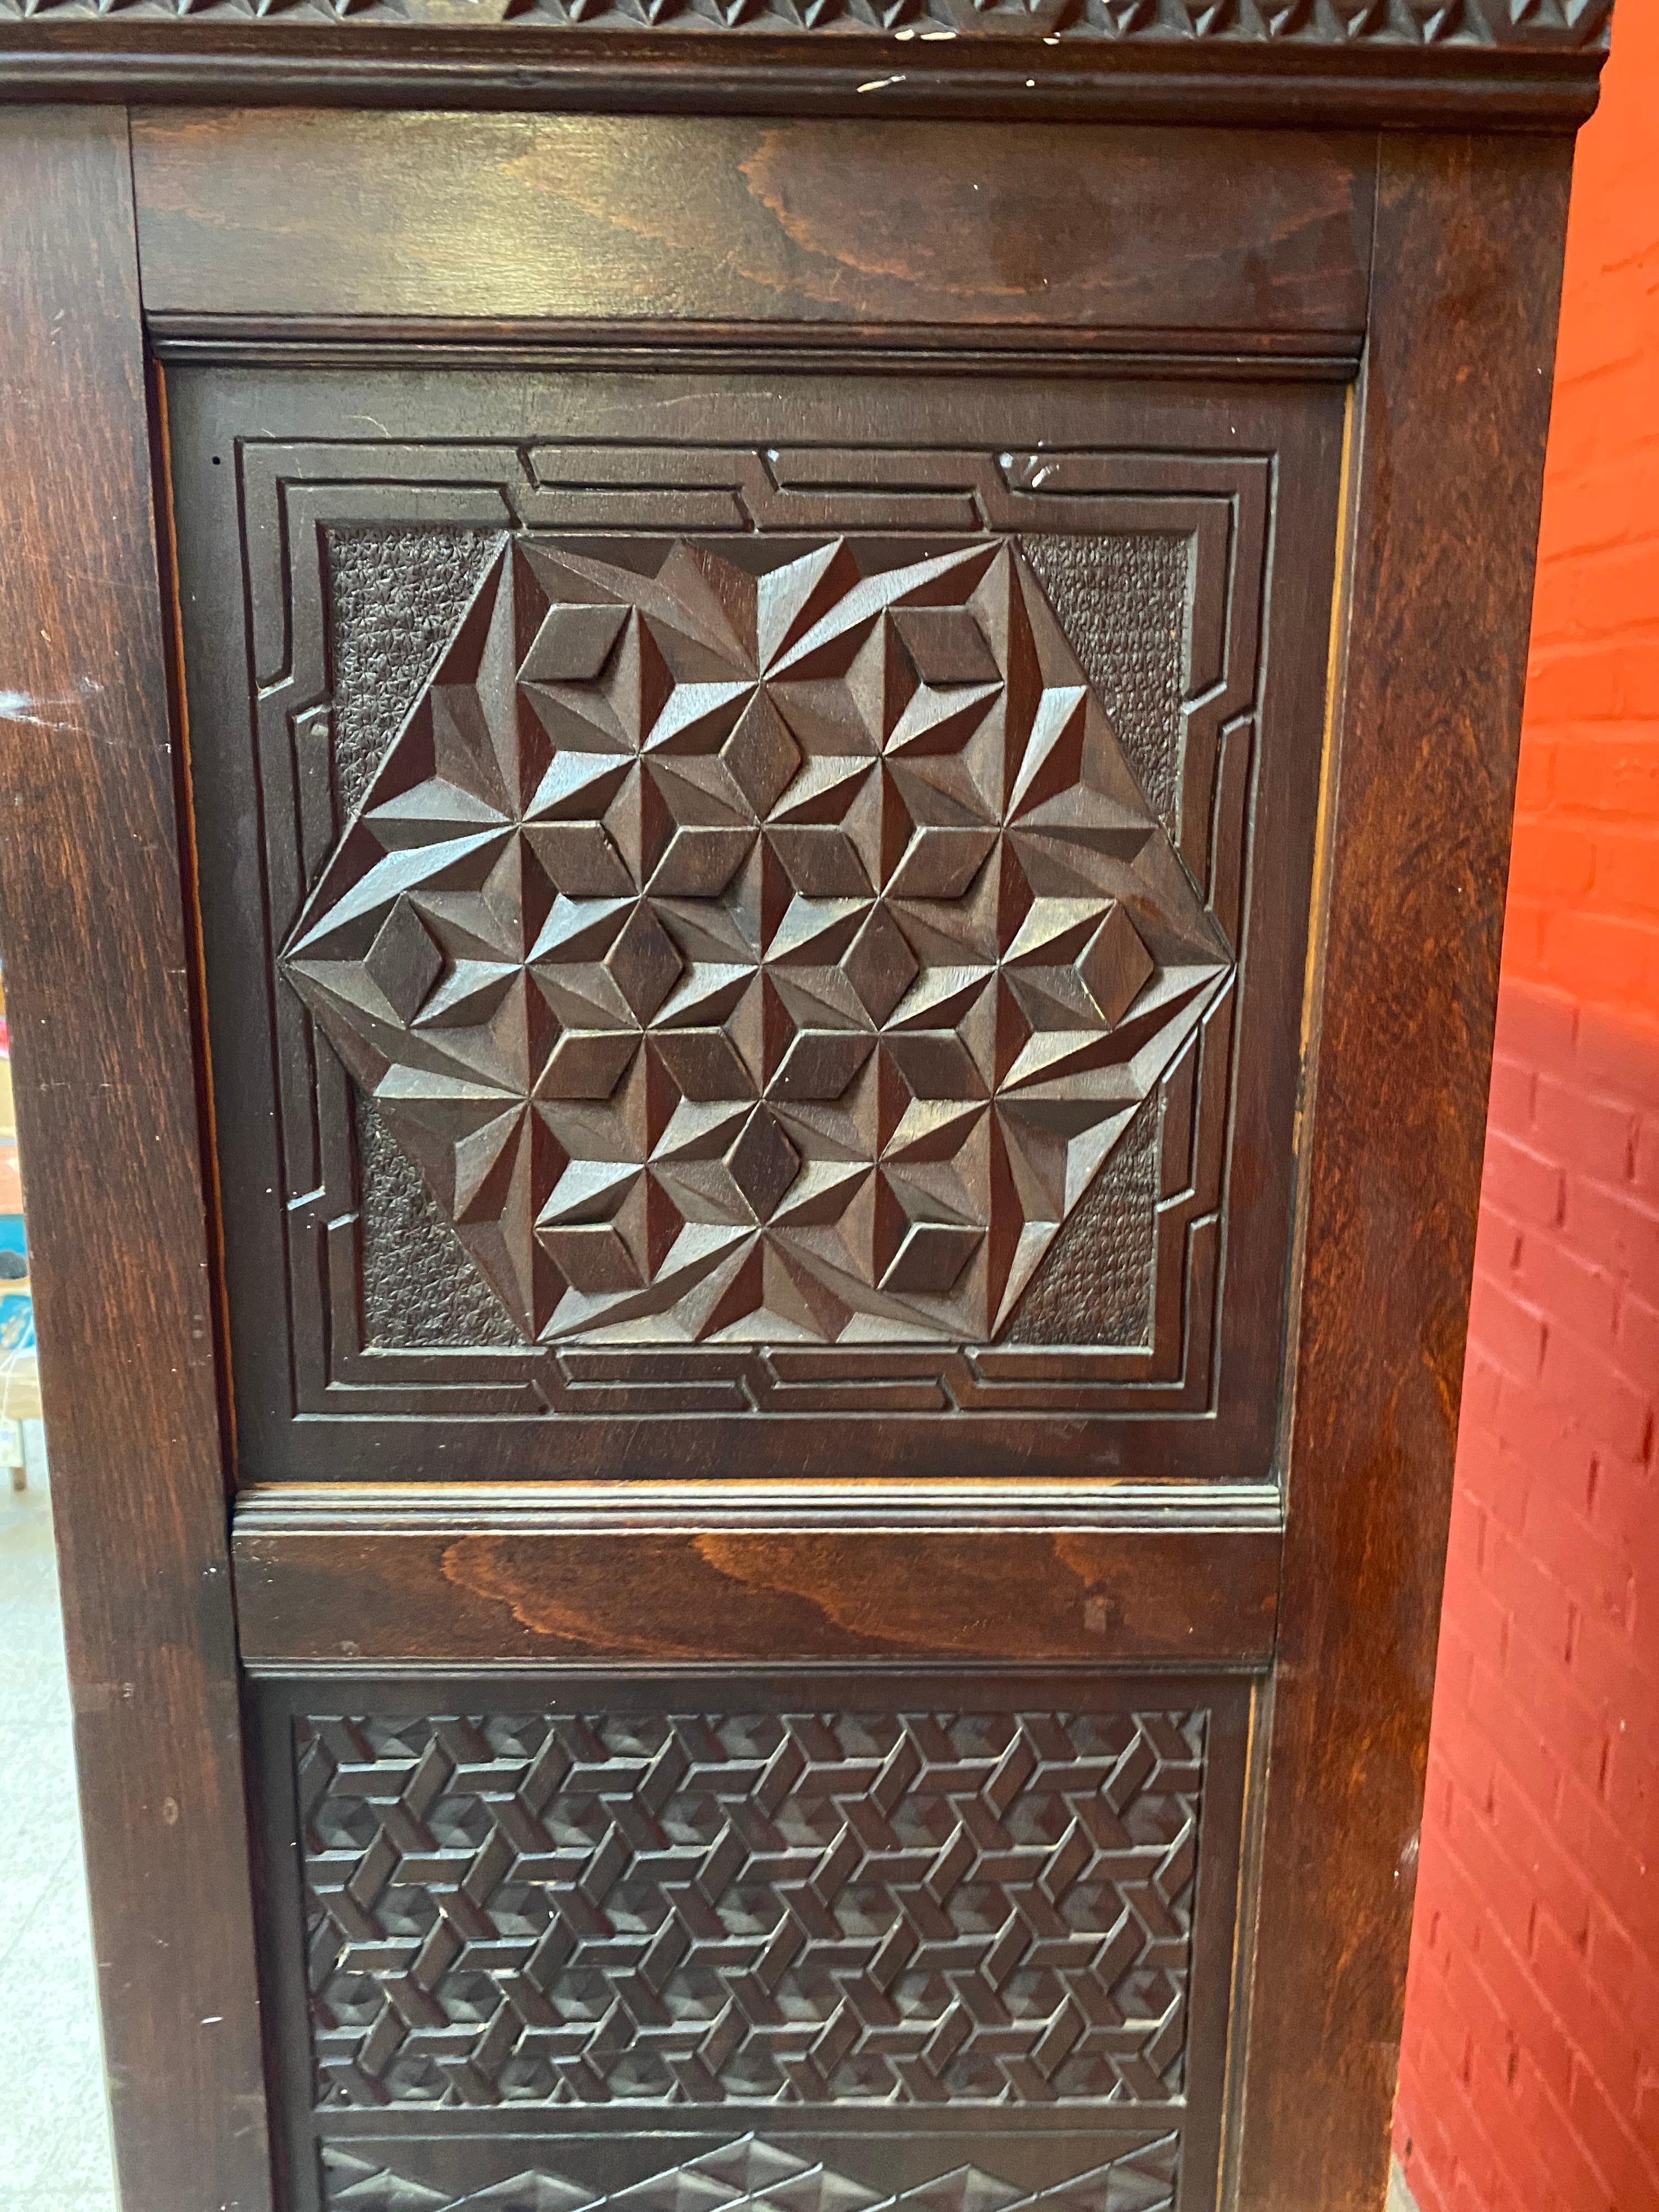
[283,535,1229,1348]
[300,1706,1204,2106]
[320,2133,1181,2212]
[255,1672,1249,2212]
[172,373,1341,1480]
[336,527,1183,1362]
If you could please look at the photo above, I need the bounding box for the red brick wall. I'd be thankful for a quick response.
[1392,12,1659,2210]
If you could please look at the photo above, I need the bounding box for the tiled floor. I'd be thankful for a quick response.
[1388,2166,1421,2212]
[0,1481,117,2212]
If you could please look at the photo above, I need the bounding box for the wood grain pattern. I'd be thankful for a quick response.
[1233,131,1576,2212]
[130,110,1375,337]
[0,108,272,2212]
[233,1515,1281,1667]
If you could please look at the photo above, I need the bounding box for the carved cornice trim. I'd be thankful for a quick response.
[0,0,1615,127]
[0,0,1613,44]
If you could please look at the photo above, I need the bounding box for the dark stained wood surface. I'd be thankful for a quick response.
[232,1508,1282,1668]
[1233,131,1576,2212]
[1,77,1594,2212]
[130,110,1375,339]
[162,365,1342,1491]
[0,108,272,2212]
[0,11,1617,132]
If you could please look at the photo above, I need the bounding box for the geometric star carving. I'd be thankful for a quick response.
[283,537,1231,1344]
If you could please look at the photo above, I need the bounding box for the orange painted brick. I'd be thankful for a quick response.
[1600,1726,1657,1844]
[1590,825,1659,921]
[1522,1477,1635,1639]
[1562,2059,1659,2212]
[1587,1901,1659,2056]
[1553,1770,1658,1949]
[1531,1908,1644,2113]
[1509,819,1598,899]
[1509,2053,1615,2208]
[1537,907,1659,1006]
[1538,1322,1651,1464]
[1581,1442,1656,1558]
[1489,979,1578,1068]
[1492,1638,1606,1801]
[1561,1170,1659,1291]
[1529,539,1659,643]
[1482,1131,1566,1230]
[1615,1284,1659,1384]
[1479,1918,1578,2107]
[1633,1112,1659,1198]
[1575,1001,1659,1099]
[1398,1,1659,2196]
[1511,1219,1622,1337]
[1483,1376,1595,1487]
[1547,729,1659,817]
[1474,1199,1525,1282]
[1498,897,1550,977]
[1482,1767,1593,1949]
[1481,1527,1575,1671]
[1472,1278,1550,1385]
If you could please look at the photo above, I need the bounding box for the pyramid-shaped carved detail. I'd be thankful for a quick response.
[285,538,1229,1347]
[323,2134,1180,2212]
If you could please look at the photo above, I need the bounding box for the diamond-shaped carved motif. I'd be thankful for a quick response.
[322,2134,1181,2212]
[284,539,1230,1344]
[300,1708,1205,2109]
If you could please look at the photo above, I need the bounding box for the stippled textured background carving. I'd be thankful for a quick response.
[1018,536,1188,844]
[328,527,500,819]
[329,528,506,1347]
[355,1097,518,1351]
[1003,1097,1160,1350]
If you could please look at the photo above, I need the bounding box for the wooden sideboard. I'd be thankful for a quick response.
[0,12,1612,2210]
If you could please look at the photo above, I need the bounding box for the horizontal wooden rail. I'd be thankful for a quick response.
[234,1487,1283,1669]
[132,110,1374,339]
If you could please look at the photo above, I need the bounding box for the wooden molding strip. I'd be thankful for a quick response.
[235,1479,1286,1533]
[233,1488,1283,1669]
[145,313,1366,379]
[0,8,1615,128]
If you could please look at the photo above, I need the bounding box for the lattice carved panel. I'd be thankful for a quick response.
[298,1706,1206,2109]
[284,537,1229,1348]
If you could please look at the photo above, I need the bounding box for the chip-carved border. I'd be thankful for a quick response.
[0,0,1613,47]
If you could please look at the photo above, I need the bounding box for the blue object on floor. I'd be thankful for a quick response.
[0,1293,33,1356]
